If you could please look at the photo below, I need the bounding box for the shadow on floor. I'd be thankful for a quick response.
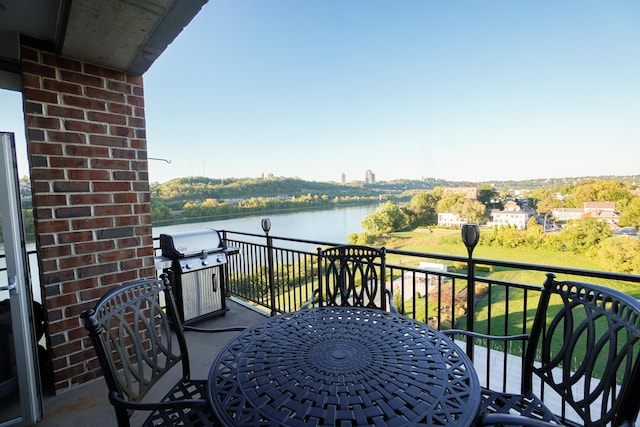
[35,299,268,426]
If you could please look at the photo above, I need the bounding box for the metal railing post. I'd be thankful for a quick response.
[261,218,277,316]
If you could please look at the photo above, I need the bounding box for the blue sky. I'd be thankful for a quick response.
[2,1,640,183]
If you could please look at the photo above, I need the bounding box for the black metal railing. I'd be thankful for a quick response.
[7,231,640,421]
[214,229,640,411]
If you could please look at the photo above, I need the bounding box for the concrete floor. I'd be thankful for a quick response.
[34,299,268,427]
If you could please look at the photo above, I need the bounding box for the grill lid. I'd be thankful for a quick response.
[160,229,223,259]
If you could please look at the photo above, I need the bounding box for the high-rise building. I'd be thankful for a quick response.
[341,173,346,185]
[365,169,375,184]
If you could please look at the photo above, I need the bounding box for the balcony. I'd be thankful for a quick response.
[23,230,640,425]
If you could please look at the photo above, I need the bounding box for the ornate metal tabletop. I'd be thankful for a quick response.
[208,306,480,426]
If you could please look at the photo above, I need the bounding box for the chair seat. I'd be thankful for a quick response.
[479,388,562,425]
[142,379,216,427]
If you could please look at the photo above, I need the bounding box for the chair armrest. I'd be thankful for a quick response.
[108,390,208,412]
[300,289,319,310]
[385,289,398,314]
[478,413,561,426]
[181,325,246,334]
[441,329,529,342]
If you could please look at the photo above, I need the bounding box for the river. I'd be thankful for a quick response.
[152,204,379,244]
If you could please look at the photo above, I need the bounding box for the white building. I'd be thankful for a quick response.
[437,212,466,227]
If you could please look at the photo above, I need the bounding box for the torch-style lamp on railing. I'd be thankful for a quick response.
[461,223,480,362]
[261,218,277,316]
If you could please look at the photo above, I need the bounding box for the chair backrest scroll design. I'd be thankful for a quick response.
[318,245,387,310]
[81,277,189,423]
[523,272,640,427]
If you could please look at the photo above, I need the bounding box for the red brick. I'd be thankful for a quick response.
[61,278,99,294]
[20,46,39,62]
[107,80,130,94]
[62,95,106,111]
[23,87,58,104]
[113,193,137,204]
[134,204,152,216]
[48,105,85,119]
[127,94,144,107]
[74,240,116,255]
[41,53,83,72]
[48,131,87,144]
[72,217,113,230]
[65,144,109,158]
[34,194,67,207]
[89,134,127,147]
[27,115,61,130]
[86,87,125,104]
[39,243,72,259]
[31,168,65,181]
[34,208,53,220]
[84,64,125,81]
[90,158,130,170]
[107,102,132,116]
[102,270,138,286]
[29,141,64,156]
[93,181,131,192]
[22,74,41,89]
[126,74,143,86]
[109,125,133,137]
[50,156,88,168]
[31,181,50,193]
[58,231,93,244]
[94,204,132,216]
[87,111,126,125]
[115,215,139,226]
[113,171,136,181]
[59,254,96,269]
[43,79,82,96]
[42,270,76,287]
[21,61,56,79]
[120,258,143,271]
[69,193,112,205]
[53,181,91,193]
[116,237,141,249]
[133,106,145,117]
[60,69,104,88]
[67,169,110,181]
[55,206,92,219]
[77,262,119,279]
[99,248,136,263]
[127,116,145,128]
[63,119,107,134]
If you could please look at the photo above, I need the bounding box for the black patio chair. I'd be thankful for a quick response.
[444,272,640,427]
[301,244,397,313]
[80,275,245,427]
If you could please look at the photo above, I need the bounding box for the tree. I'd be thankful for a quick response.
[530,189,562,216]
[559,217,612,254]
[566,180,633,209]
[618,197,640,228]
[451,199,486,223]
[436,193,465,213]
[524,216,545,247]
[476,186,496,205]
[596,236,640,274]
[361,201,408,235]
[403,191,439,227]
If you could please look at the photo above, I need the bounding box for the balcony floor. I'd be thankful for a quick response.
[34,299,269,427]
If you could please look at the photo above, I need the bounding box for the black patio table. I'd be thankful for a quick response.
[208,306,480,426]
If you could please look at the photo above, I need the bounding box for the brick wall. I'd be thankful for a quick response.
[20,44,156,392]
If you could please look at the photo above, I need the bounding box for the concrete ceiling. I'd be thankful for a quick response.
[0,0,208,90]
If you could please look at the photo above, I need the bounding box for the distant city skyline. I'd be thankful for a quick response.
[1,1,639,183]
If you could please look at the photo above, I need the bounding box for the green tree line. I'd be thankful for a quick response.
[349,179,640,273]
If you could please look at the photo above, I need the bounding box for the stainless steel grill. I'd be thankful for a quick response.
[159,229,230,324]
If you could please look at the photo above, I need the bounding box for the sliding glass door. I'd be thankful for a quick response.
[0,132,41,425]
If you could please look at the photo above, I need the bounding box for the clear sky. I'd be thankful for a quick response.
[2,1,640,184]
